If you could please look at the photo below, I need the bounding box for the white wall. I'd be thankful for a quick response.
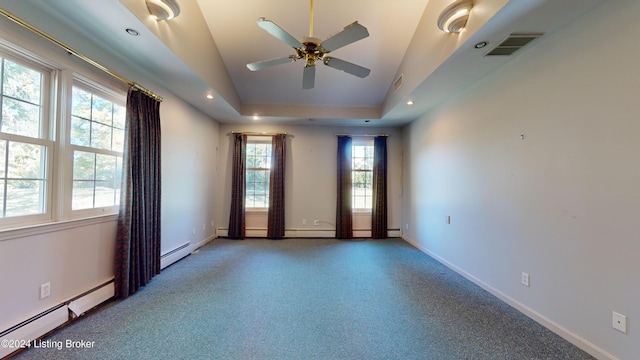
[0,15,219,339]
[402,0,639,358]
[216,124,402,237]
[161,91,219,253]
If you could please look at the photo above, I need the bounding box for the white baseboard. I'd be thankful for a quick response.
[401,235,617,360]
[0,306,68,358]
[216,228,402,239]
[191,234,216,251]
[68,282,115,317]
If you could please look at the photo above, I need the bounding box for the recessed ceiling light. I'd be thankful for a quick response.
[407,100,414,105]
[206,94,214,100]
[125,28,139,36]
[253,115,259,120]
[474,41,489,49]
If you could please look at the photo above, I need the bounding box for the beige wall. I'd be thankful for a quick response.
[402,0,640,358]
[0,17,219,335]
[216,124,403,236]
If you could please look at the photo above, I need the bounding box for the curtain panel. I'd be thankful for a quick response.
[114,87,162,299]
[228,134,247,239]
[336,136,353,239]
[372,136,388,239]
[267,134,286,239]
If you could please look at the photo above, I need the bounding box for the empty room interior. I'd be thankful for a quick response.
[0,0,638,359]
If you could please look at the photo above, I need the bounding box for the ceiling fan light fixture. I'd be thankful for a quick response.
[146,0,180,21]
[438,0,473,33]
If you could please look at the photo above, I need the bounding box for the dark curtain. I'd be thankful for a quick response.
[228,134,247,239]
[267,134,286,239]
[114,87,162,299]
[372,136,388,239]
[336,136,353,239]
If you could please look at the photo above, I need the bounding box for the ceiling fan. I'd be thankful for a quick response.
[246,0,371,89]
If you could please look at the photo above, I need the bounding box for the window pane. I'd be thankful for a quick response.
[0,141,5,178]
[94,180,115,207]
[254,195,266,208]
[113,128,125,153]
[71,87,91,119]
[91,122,112,150]
[92,96,113,125]
[0,179,4,217]
[70,116,91,146]
[7,142,45,179]
[1,97,40,138]
[113,103,125,129]
[5,179,44,216]
[73,151,95,180]
[3,59,41,104]
[72,180,94,210]
[96,154,116,181]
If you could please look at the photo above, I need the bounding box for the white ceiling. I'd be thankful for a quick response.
[0,0,605,127]
[197,0,427,108]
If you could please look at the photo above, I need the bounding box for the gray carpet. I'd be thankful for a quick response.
[13,238,594,359]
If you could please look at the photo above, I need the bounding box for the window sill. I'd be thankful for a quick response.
[0,214,118,242]
[353,209,372,214]
[246,208,268,214]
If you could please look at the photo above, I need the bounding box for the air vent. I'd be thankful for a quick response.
[484,33,543,56]
[393,74,403,94]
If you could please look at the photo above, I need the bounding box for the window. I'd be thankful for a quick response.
[352,143,374,210]
[70,84,125,211]
[245,140,271,209]
[0,55,51,220]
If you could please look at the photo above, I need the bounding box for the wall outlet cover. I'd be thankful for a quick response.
[612,311,627,333]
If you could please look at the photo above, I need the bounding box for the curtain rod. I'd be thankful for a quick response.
[0,9,163,102]
[230,131,288,136]
[334,133,389,137]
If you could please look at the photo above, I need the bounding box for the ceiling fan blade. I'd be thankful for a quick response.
[319,21,369,52]
[302,65,316,89]
[247,56,297,71]
[257,18,304,49]
[323,57,370,78]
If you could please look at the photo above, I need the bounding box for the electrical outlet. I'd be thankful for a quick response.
[405,224,409,230]
[521,272,530,287]
[211,220,215,227]
[192,228,196,235]
[612,311,627,333]
[202,224,206,231]
[303,219,307,225]
[40,282,51,299]
[314,220,320,226]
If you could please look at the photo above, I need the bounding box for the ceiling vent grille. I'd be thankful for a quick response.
[393,74,403,94]
[484,33,543,56]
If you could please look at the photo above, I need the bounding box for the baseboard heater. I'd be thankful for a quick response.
[0,280,114,359]
[160,241,191,269]
[217,228,403,238]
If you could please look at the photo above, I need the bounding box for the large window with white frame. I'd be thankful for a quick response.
[352,140,374,210]
[69,83,125,212]
[245,139,271,209]
[0,37,128,229]
[0,52,52,224]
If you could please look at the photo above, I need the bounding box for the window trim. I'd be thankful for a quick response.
[351,138,374,211]
[0,48,55,228]
[0,27,129,231]
[245,136,272,211]
[66,78,125,218]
